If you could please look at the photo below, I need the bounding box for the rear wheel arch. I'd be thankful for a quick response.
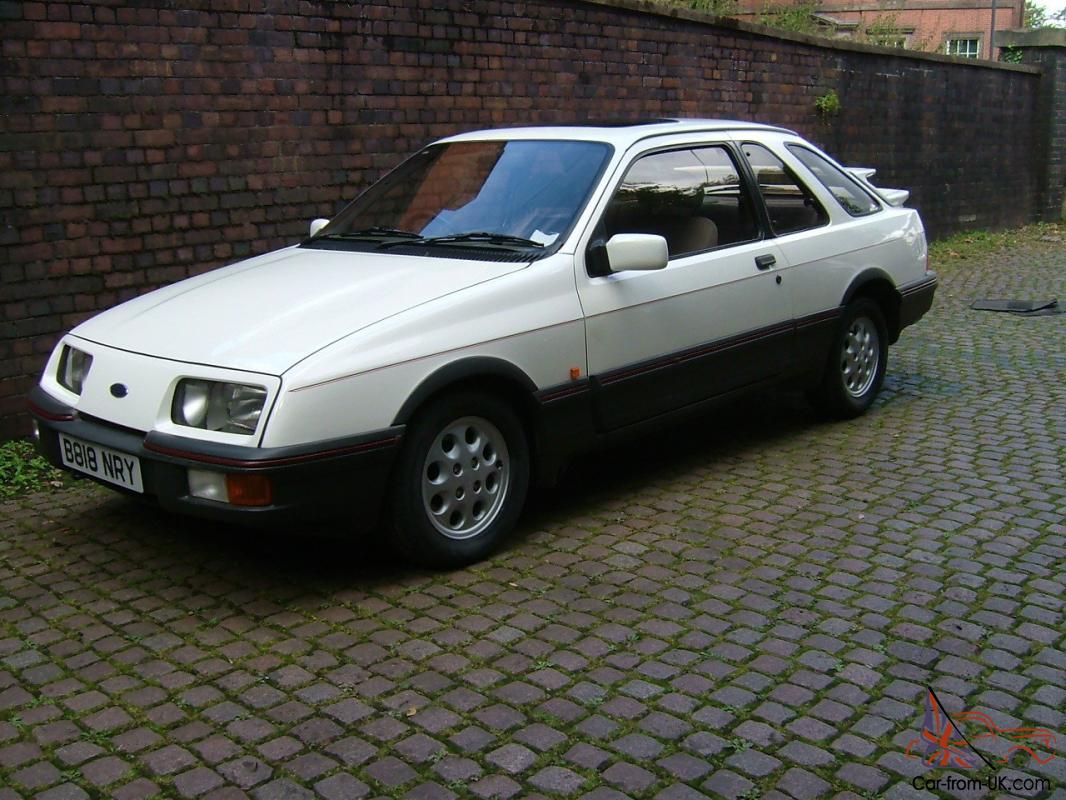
[841,269,902,343]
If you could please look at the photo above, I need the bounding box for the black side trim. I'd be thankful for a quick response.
[143,426,405,470]
[531,379,596,485]
[535,378,591,404]
[595,371,785,447]
[592,319,794,431]
[598,320,794,386]
[792,307,843,384]
[795,307,841,330]
[392,357,538,425]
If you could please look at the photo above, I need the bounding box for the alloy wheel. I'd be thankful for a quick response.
[420,416,510,540]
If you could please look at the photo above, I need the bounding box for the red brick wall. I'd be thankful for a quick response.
[0,0,1043,438]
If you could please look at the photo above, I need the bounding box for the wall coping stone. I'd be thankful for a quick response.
[997,28,1066,48]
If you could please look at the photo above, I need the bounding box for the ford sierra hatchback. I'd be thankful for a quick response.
[30,119,937,566]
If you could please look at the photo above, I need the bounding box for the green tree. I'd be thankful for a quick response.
[1024,0,1048,27]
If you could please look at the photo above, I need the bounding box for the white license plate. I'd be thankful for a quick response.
[59,434,144,493]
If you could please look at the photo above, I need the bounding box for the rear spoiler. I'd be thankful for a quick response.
[848,166,910,207]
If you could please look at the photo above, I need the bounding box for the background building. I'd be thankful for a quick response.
[735,0,1026,58]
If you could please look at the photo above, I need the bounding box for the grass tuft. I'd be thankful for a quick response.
[929,222,1062,265]
[0,438,65,500]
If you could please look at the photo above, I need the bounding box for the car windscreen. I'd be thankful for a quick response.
[310,139,613,254]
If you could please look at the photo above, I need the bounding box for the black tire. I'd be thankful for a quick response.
[810,297,888,419]
[388,390,529,568]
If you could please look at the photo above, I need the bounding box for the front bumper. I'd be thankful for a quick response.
[28,386,403,530]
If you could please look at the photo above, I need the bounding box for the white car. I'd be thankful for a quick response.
[30,120,936,566]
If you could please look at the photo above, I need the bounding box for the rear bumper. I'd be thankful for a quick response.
[27,386,403,530]
[899,274,938,331]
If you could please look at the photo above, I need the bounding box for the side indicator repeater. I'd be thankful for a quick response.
[569,367,581,381]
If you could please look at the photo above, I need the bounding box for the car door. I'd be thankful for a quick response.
[575,141,792,431]
[735,140,834,378]
[737,138,894,378]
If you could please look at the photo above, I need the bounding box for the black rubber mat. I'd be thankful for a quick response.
[970,298,1062,315]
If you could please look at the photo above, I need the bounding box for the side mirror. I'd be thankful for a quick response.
[604,233,669,273]
[309,218,329,238]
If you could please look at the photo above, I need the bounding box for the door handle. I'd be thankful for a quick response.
[755,254,776,271]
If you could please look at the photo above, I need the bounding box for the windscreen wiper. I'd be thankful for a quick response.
[421,232,545,248]
[316,226,423,240]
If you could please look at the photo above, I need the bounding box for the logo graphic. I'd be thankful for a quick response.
[110,383,128,398]
[905,687,1057,768]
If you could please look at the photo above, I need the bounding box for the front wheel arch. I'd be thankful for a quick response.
[391,359,558,485]
[391,358,538,427]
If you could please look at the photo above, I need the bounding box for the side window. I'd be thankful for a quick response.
[603,146,759,259]
[741,143,829,236]
[787,145,882,217]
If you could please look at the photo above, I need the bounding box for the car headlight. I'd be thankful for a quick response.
[172,379,267,435]
[57,345,93,395]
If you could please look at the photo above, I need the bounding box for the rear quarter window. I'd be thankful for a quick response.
[740,142,829,236]
[787,145,882,217]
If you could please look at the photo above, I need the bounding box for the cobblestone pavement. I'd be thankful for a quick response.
[2,239,1064,800]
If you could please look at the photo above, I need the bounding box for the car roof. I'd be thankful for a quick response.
[439,119,796,148]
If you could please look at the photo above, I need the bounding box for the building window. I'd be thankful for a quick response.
[945,37,981,58]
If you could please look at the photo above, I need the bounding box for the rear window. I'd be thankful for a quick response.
[787,145,882,217]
